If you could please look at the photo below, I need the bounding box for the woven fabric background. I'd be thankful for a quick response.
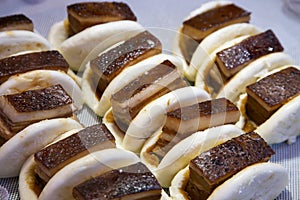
[0,0,299,199]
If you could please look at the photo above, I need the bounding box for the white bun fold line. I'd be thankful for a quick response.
[194,35,250,91]
[0,118,83,178]
[142,125,243,187]
[207,163,288,200]
[121,86,211,153]
[47,20,69,49]
[82,53,187,116]
[0,30,51,60]
[170,162,288,200]
[216,52,294,103]
[37,148,140,200]
[0,70,83,110]
[54,20,144,71]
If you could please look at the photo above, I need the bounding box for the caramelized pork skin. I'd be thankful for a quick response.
[180,4,251,63]
[0,14,33,32]
[67,2,137,34]
[246,67,300,125]
[90,31,162,96]
[0,84,74,140]
[147,98,240,163]
[34,124,115,182]
[186,132,274,200]
[0,50,69,84]
[215,30,284,79]
[73,162,162,200]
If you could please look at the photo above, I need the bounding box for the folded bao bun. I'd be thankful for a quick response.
[0,118,82,178]
[19,148,169,200]
[83,54,187,117]
[48,20,144,71]
[234,65,300,144]
[103,86,211,152]
[142,124,243,187]
[194,35,250,91]
[216,52,294,103]
[0,69,83,110]
[170,162,288,200]
[172,0,261,81]
[0,30,51,59]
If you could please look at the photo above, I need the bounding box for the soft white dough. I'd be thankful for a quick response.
[0,118,83,178]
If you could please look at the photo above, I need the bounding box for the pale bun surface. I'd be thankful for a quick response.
[0,70,83,110]
[142,124,243,187]
[207,162,288,200]
[0,30,51,59]
[0,118,82,178]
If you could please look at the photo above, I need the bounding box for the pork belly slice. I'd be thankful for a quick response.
[90,31,162,95]
[0,84,75,139]
[246,67,300,125]
[186,132,274,200]
[111,60,187,132]
[34,124,115,182]
[215,30,284,79]
[148,98,240,162]
[0,14,33,32]
[67,2,137,34]
[180,4,250,63]
[0,50,69,84]
[72,162,162,200]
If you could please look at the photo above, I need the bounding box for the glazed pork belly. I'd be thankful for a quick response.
[180,4,251,63]
[72,162,162,200]
[0,84,75,140]
[0,50,69,84]
[215,30,283,79]
[90,31,162,98]
[148,98,240,163]
[111,60,187,132]
[34,124,115,183]
[246,67,300,125]
[67,2,137,34]
[186,132,274,200]
[207,29,283,95]
[0,14,33,32]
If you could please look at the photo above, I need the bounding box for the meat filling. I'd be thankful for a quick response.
[34,124,115,183]
[246,67,300,125]
[67,2,137,34]
[0,14,33,32]
[90,31,162,97]
[72,162,162,200]
[0,84,75,139]
[180,4,251,63]
[0,50,69,84]
[145,98,240,165]
[186,132,274,200]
